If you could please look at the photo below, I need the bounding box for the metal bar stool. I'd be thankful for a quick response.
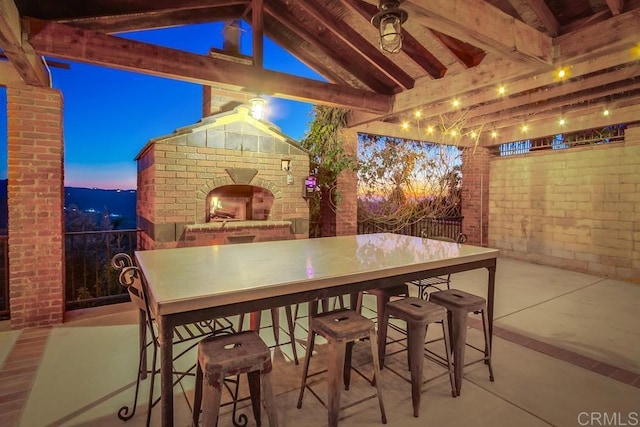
[429,289,494,396]
[192,331,278,427]
[296,304,387,427]
[385,297,456,417]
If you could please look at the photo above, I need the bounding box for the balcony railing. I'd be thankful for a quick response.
[357,216,463,240]
[0,230,140,319]
[64,229,140,310]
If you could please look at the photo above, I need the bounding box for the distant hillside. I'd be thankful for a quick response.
[0,180,137,232]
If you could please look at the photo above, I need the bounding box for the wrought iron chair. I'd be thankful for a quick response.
[408,232,467,299]
[111,253,237,426]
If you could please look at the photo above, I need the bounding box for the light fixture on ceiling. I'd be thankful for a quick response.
[249,96,267,121]
[371,0,408,54]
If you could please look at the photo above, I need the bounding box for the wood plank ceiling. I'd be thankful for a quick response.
[1,0,639,146]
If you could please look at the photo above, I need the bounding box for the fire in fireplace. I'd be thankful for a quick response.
[207,185,274,221]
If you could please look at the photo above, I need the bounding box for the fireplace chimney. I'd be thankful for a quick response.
[203,20,253,117]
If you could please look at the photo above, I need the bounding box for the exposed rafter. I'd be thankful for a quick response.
[0,0,48,86]
[403,0,553,67]
[26,19,392,113]
[605,0,625,15]
[295,0,415,89]
[262,1,398,94]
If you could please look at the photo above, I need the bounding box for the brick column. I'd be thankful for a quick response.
[461,147,490,246]
[7,85,65,329]
[335,129,358,236]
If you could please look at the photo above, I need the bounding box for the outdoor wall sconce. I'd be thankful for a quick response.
[371,0,408,53]
[303,175,318,199]
[281,159,294,185]
[249,96,267,120]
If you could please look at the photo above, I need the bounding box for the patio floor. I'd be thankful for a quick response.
[1,257,639,426]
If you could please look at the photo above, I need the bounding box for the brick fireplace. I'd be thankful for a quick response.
[135,104,311,250]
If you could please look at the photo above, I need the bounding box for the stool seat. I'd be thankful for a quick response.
[193,331,278,427]
[386,297,446,323]
[386,297,455,417]
[197,331,271,376]
[297,308,386,427]
[429,289,494,397]
[429,289,486,312]
[312,308,377,341]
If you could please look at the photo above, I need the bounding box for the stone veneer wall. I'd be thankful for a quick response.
[488,124,640,283]
[7,85,65,329]
[137,117,310,250]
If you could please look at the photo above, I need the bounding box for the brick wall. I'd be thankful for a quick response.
[461,147,490,246]
[335,128,358,236]
[489,124,640,283]
[6,85,65,329]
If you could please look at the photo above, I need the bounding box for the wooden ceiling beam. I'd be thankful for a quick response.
[478,95,640,146]
[462,71,640,130]
[506,0,559,36]
[262,2,397,94]
[0,59,23,86]
[555,7,639,62]
[295,0,415,89]
[349,54,533,126]
[251,0,263,67]
[404,0,553,67]
[429,30,486,68]
[26,19,391,113]
[0,0,49,86]
[59,5,248,34]
[19,0,249,22]
[349,8,640,128]
[605,0,625,15]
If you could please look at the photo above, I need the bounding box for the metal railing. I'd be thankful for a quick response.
[64,229,140,310]
[0,236,8,320]
[357,216,463,240]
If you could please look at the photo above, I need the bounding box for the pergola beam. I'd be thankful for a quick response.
[404,0,553,67]
[0,0,49,86]
[26,19,391,113]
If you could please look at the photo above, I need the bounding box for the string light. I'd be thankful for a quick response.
[559,117,566,126]
[521,124,529,133]
[426,125,434,134]
[402,121,410,130]
[414,110,422,119]
[555,67,570,80]
[491,130,498,139]
[452,98,460,108]
[602,108,610,117]
[497,85,506,96]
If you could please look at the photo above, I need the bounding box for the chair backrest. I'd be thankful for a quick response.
[111,252,134,270]
[118,266,148,313]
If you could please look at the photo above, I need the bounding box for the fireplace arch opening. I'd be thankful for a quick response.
[206,185,274,222]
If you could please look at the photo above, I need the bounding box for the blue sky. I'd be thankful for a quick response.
[0,22,323,189]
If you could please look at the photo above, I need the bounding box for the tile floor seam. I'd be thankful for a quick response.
[468,322,640,389]
[492,277,609,323]
[0,327,52,427]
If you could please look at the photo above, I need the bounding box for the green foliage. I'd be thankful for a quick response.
[301,106,357,228]
[301,106,356,182]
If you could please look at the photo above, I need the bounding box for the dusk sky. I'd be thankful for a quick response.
[0,22,323,190]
